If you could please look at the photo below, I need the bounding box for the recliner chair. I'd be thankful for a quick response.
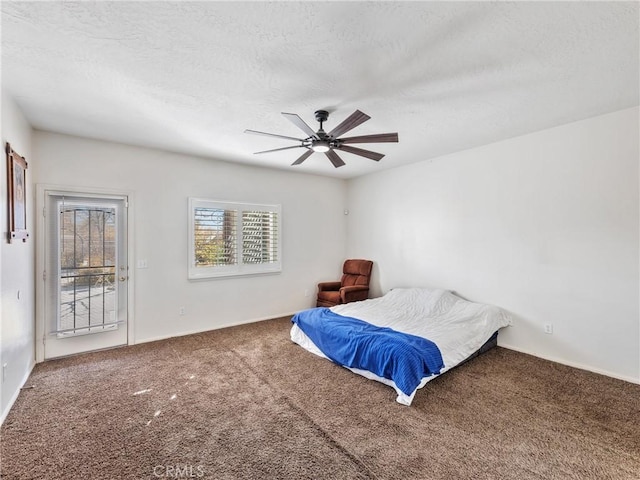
[316,259,373,308]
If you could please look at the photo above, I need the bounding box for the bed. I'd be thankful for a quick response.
[290,287,512,405]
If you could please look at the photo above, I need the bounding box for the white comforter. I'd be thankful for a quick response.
[290,287,512,405]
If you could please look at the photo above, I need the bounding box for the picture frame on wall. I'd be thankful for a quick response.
[6,142,29,243]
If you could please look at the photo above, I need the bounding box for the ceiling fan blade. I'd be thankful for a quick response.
[254,145,304,154]
[244,129,305,142]
[281,113,318,139]
[327,110,370,138]
[339,133,399,144]
[336,145,385,161]
[325,150,346,168]
[291,149,314,166]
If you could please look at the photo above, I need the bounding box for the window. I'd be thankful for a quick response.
[188,198,281,279]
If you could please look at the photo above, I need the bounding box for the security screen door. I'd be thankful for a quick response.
[43,192,128,359]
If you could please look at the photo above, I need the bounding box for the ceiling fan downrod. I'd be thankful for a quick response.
[314,109,329,134]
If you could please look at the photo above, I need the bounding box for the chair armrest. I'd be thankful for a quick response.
[318,281,341,292]
[340,285,369,303]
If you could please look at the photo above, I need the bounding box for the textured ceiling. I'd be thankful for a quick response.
[2,2,638,179]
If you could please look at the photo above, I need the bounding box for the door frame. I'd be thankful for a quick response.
[35,184,135,363]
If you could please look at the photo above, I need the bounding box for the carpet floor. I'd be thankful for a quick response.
[1,317,638,479]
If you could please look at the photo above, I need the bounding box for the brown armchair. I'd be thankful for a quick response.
[316,259,374,308]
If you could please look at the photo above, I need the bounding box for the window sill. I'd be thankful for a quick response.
[187,267,282,281]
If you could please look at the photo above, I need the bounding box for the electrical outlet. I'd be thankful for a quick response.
[304,289,309,297]
[2,363,7,383]
[544,323,553,334]
[137,259,148,269]
[179,307,185,316]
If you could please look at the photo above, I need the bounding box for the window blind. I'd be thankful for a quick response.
[242,210,279,265]
[193,207,237,267]
[189,199,281,279]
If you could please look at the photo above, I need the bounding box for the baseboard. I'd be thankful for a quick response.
[134,312,297,345]
[1,361,35,426]
[498,342,640,385]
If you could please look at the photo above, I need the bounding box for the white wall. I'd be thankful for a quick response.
[347,107,640,383]
[1,92,36,422]
[33,131,347,344]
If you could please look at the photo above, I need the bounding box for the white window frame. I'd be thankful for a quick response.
[188,198,282,280]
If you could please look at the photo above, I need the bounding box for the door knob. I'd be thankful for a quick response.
[119,276,127,282]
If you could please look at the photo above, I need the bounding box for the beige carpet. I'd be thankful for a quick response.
[1,317,638,479]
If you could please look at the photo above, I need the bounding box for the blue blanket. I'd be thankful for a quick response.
[292,308,444,396]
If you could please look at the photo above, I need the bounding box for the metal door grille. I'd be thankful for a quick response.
[59,206,117,334]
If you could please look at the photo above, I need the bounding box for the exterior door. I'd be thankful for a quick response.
[43,192,128,359]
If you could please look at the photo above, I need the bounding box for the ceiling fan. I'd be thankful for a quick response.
[245,110,399,168]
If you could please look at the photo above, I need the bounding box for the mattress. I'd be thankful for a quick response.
[291,287,512,405]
